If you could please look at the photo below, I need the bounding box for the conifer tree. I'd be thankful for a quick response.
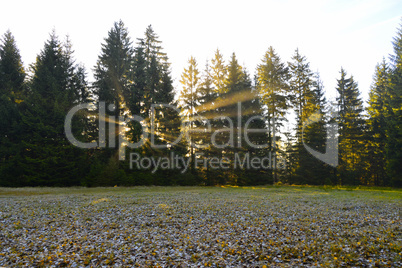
[0,30,26,185]
[128,25,182,184]
[301,73,331,184]
[141,25,167,65]
[136,25,167,114]
[157,62,181,148]
[0,31,25,101]
[125,44,146,146]
[210,49,227,94]
[366,60,389,185]
[386,21,402,187]
[20,31,89,186]
[179,56,200,174]
[196,62,218,185]
[206,50,228,181]
[92,20,134,185]
[288,49,315,130]
[93,20,134,151]
[135,25,180,150]
[241,82,268,185]
[287,49,316,184]
[336,68,365,185]
[221,53,245,159]
[256,46,289,183]
[221,53,266,185]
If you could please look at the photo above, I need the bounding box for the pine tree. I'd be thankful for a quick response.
[128,25,182,184]
[220,53,264,185]
[288,49,315,130]
[0,31,25,101]
[157,62,181,148]
[196,62,218,185]
[0,30,26,185]
[386,21,402,187]
[256,46,289,183]
[93,20,133,149]
[179,56,200,174]
[336,68,365,185]
[19,31,89,186]
[135,25,180,149]
[222,52,246,140]
[221,53,245,177]
[136,25,168,115]
[287,49,316,184]
[286,51,331,185]
[301,73,332,184]
[241,80,268,186]
[210,49,227,94]
[130,46,146,116]
[92,20,135,185]
[366,60,389,185]
[141,25,167,65]
[95,20,133,98]
[125,44,146,147]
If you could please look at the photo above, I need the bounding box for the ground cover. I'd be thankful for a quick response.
[0,185,401,267]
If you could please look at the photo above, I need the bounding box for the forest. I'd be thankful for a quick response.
[0,20,401,187]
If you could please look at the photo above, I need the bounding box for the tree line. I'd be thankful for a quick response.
[0,20,401,187]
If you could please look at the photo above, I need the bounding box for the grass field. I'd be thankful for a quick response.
[0,186,401,267]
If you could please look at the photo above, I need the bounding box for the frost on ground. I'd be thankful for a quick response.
[0,186,401,267]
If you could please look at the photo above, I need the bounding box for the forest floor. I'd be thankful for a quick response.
[0,185,401,267]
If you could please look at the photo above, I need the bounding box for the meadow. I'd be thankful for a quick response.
[0,186,401,267]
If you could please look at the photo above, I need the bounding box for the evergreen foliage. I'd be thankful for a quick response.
[336,68,365,185]
[18,32,89,186]
[0,19,401,187]
[385,21,402,187]
[0,31,26,185]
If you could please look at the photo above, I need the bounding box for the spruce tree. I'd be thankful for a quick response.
[0,31,25,101]
[124,44,146,148]
[129,25,182,184]
[386,21,402,187]
[241,80,268,186]
[196,62,218,185]
[336,68,365,185]
[286,51,331,185]
[287,49,316,184]
[366,60,389,185]
[256,46,289,183]
[137,25,168,115]
[20,31,89,186]
[136,25,180,148]
[92,20,134,185]
[93,20,134,149]
[0,30,26,185]
[216,53,243,184]
[221,53,265,185]
[210,49,227,94]
[179,56,200,174]
[301,73,332,184]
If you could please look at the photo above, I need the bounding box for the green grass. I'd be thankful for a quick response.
[0,185,401,267]
[1,184,400,196]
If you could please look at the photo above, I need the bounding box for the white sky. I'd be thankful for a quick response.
[1,0,401,104]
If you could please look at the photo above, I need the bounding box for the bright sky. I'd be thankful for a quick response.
[1,0,401,104]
